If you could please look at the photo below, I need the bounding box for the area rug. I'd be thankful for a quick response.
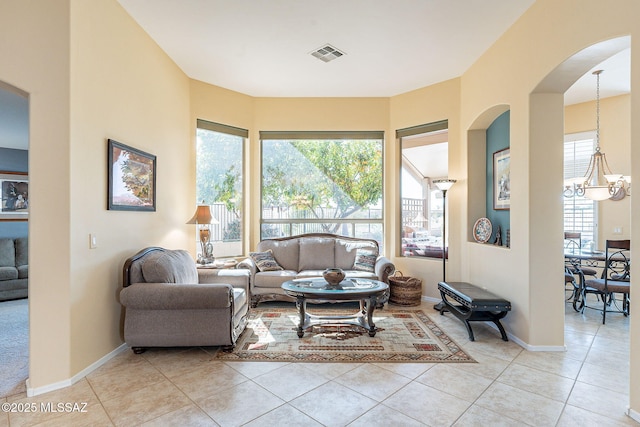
[215,306,475,363]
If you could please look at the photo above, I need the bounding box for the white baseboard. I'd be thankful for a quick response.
[422,296,566,351]
[27,343,128,397]
[508,333,566,352]
[628,407,640,423]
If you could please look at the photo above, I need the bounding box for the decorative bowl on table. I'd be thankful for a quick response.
[323,268,345,286]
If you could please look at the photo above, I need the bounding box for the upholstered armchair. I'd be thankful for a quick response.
[120,247,249,353]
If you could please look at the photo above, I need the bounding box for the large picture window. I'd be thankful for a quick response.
[564,131,597,247]
[196,119,247,257]
[398,120,449,258]
[260,131,384,247]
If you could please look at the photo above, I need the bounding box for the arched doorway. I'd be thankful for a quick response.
[532,35,631,334]
[0,80,29,397]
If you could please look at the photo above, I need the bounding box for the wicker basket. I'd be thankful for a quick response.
[388,271,422,306]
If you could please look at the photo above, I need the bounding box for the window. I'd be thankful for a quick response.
[398,120,449,258]
[260,131,384,247]
[196,119,247,257]
[564,131,597,247]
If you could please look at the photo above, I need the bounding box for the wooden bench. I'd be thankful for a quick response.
[437,281,511,341]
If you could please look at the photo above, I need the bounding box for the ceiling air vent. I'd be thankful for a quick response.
[310,44,346,63]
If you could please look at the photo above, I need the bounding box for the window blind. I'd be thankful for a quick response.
[564,132,597,246]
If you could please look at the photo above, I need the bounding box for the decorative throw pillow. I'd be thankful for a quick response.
[353,249,376,272]
[250,249,283,272]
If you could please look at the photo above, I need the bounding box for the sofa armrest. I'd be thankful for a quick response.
[120,282,232,310]
[236,257,257,274]
[198,269,249,294]
[375,256,395,283]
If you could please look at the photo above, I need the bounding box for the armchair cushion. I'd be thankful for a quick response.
[140,249,198,284]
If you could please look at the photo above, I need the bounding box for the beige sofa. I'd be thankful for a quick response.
[120,247,249,353]
[0,237,28,301]
[238,233,395,306]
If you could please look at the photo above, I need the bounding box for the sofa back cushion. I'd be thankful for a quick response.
[257,239,299,271]
[0,238,15,268]
[140,249,198,284]
[15,237,28,267]
[335,239,378,270]
[299,237,336,271]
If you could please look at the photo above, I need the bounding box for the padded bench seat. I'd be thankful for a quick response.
[437,281,511,341]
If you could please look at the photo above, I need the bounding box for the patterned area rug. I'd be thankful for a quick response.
[215,306,475,363]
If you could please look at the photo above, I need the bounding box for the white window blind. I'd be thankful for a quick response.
[564,131,597,247]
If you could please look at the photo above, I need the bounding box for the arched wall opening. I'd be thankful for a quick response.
[0,79,29,397]
[467,104,510,244]
[529,36,631,345]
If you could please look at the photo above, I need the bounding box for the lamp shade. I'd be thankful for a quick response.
[433,179,456,192]
[186,205,219,225]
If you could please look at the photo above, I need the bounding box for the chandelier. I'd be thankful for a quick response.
[563,70,630,201]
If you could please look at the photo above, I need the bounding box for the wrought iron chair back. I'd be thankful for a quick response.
[563,232,599,312]
[564,231,582,251]
[582,239,631,324]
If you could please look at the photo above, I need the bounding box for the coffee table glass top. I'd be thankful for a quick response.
[282,278,387,294]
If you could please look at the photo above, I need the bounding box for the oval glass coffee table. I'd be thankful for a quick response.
[281,278,389,337]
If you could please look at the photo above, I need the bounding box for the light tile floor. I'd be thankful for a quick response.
[1,298,637,427]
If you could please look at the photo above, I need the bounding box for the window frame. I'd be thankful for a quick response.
[259,130,385,247]
[195,119,247,258]
[563,131,598,248]
[397,120,450,259]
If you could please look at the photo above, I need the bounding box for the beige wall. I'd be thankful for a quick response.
[189,81,255,254]
[1,0,193,390]
[0,0,72,390]
[68,0,192,377]
[565,95,632,243]
[389,78,462,298]
[457,0,639,414]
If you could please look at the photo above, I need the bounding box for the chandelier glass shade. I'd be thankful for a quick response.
[563,70,629,201]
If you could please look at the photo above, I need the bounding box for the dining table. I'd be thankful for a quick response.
[564,247,630,311]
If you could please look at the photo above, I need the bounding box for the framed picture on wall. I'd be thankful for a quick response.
[0,171,29,221]
[108,139,156,211]
[493,148,510,210]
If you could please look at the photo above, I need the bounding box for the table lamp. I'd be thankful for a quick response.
[187,203,219,265]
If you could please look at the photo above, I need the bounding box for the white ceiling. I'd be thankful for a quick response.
[118,0,537,98]
[0,1,631,150]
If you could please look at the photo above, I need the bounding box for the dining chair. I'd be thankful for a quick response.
[582,239,631,324]
[564,232,598,275]
[564,266,580,304]
[564,232,582,251]
[564,232,598,312]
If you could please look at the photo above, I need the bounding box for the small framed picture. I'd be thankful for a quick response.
[493,148,510,210]
[108,139,156,211]
[0,171,28,221]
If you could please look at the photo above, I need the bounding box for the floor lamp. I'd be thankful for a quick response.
[432,179,456,310]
